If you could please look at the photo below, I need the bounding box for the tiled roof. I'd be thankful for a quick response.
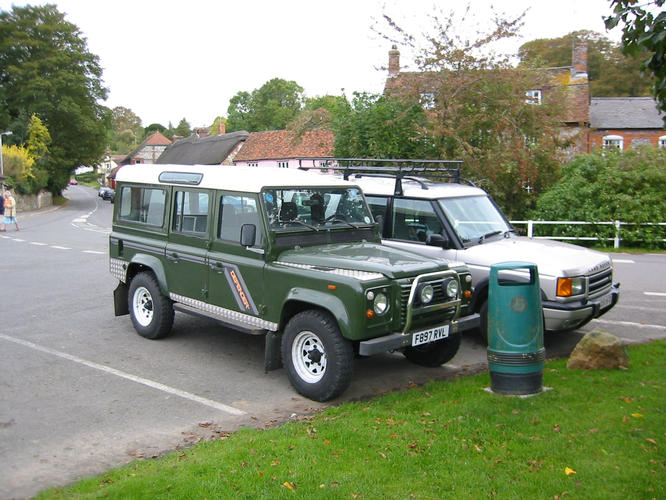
[590,97,665,129]
[157,131,250,165]
[234,129,334,161]
[143,131,172,145]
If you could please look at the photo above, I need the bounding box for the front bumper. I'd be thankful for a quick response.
[358,313,480,356]
[543,283,620,332]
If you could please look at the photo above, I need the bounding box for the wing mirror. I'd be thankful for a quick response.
[426,233,449,248]
[240,224,257,247]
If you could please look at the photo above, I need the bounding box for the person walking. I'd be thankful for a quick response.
[1,191,19,231]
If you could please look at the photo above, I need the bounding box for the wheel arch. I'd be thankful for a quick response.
[126,255,168,296]
[279,289,352,338]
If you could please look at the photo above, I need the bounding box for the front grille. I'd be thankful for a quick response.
[588,268,613,295]
[398,277,458,330]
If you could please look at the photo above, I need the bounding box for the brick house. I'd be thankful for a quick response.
[384,43,665,155]
[119,131,172,165]
[233,129,334,168]
[588,97,666,151]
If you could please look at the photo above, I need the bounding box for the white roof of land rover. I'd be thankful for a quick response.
[115,164,356,192]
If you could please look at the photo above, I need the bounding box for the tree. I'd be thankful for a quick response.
[208,116,227,136]
[605,0,666,118]
[226,78,304,132]
[0,5,110,194]
[375,7,570,218]
[144,123,167,137]
[110,106,143,153]
[518,30,652,97]
[531,148,666,247]
[173,118,191,137]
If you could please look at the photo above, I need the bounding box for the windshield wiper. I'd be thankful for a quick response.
[320,217,359,229]
[284,219,319,231]
[479,230,502,243]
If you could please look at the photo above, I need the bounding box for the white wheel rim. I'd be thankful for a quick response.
[132,286,154,327]
[291,330,327,383]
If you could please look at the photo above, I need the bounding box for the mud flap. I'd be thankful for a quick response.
[114,282,129,316]
[264,331,283,372]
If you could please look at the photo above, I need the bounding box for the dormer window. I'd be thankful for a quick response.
[602,135,623,150]
[525,90,542,105]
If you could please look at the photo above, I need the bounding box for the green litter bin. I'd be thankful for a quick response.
[488,262,545,395]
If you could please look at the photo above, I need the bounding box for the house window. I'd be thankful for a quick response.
[602,135,624,150]
[248,162,258,167]
[659,135,666,149]
[525,90,542,105]
[278,161,289,168]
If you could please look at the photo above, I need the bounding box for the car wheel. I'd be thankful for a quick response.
[403,331,461,367]
[128,272,174,339]
[282,310,353,402]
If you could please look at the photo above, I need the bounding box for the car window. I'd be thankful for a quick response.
[365,195,388,222]
[392,198,443,242]
[118,186,166,226]
[218,194,263,246]
[172,190,209,234]
[437,195,510,242]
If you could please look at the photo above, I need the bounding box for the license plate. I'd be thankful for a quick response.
[412,324,450,346]
[599,293,613,310]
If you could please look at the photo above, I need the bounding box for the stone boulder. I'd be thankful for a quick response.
[567,328,629,370]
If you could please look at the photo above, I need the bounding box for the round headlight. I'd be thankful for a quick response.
[445,279,459,298]
[419,284,434,304]
[373,292,389,315]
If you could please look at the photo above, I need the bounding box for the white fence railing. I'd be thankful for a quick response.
[510,220,666,249]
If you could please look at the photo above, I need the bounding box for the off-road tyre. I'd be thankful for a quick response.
[403,330,461,367]
[282,310,353,402]
[128,272,174,339]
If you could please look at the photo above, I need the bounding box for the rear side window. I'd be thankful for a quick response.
[172,190,209,234]
[118,186,166,226]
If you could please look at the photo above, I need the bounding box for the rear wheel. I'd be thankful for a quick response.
[403,331,461,367]
[128,272,174,339]
[282,310,353,401]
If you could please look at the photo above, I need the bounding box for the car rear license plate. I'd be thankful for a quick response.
[412,325,450,346]
[599,293,613,310]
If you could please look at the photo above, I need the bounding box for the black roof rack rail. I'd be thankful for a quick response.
[297,158,464,196]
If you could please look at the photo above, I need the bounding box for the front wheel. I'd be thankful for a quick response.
[403,331,461,367]
[282,310,353,402]
[128,272,174,339]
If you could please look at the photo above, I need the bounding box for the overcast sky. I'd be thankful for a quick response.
[1,0,621,128]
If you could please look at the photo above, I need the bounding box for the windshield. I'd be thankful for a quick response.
[438,195,511,244]
[262,186,373,231]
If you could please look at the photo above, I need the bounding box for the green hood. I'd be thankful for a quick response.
[276,242,449,279]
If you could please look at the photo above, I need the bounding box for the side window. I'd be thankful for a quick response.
[118,186,166,226]
[218,195,262,246]
[172,190,209,234]
[392,198,443,242]
[365,195,388,222]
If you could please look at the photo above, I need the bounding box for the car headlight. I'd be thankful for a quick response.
[419,284,434,304]
[445,279,459,298]
[557,277,586,297]
[373,292,389,315]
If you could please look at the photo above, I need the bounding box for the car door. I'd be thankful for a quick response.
[207,192,268,330]
[165,188,212,303]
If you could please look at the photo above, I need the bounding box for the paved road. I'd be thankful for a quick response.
[1,185,664,499]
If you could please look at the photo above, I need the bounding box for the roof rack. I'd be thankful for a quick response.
[297,158,464,196]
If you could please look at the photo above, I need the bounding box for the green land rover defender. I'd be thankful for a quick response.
[109,164,479,401]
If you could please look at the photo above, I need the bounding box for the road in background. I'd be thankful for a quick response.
[1,185,664,499]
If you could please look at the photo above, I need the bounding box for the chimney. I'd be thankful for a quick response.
[218,120,226,135]
[572,39,588,80]
[388,45,400,76]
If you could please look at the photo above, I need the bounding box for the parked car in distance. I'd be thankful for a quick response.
[69,179,78,185]
[98,186,111,197]
[311,158,620,342]
[102,188,115,202]
[109,164,479,401]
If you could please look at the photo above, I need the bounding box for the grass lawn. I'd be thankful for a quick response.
[37,341,665,499]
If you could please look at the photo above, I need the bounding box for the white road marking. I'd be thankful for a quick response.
[29,242,48,246]
[644,292,666,297]
[612,259,635,264]
[0,333,246,416]
[593,318,666,331]
[83,250,105,254]
[50,245,71,250]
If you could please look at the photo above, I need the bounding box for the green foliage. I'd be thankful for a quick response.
[109,106,143,153]
[605,0,666,118]
[227,78,305,132]
[331,92,438,159]
[1,115,50,194]
[532,148,666,246]
[0,4,110,194]
[173,118,191,137]
[34,341,666,499]
[518,30,653,97]
[144,123,166,138]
